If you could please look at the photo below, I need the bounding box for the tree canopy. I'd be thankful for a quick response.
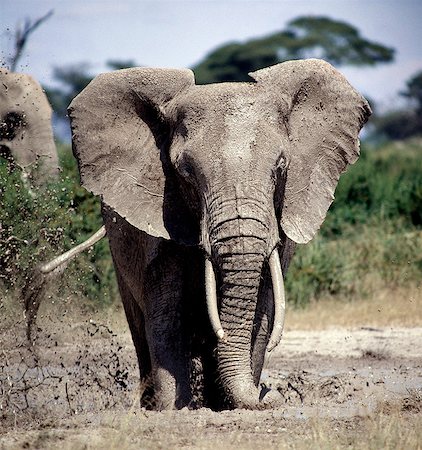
[193,16,395,84]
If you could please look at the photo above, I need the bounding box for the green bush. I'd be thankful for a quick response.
[286,218,422,307]
[323,140,422,234]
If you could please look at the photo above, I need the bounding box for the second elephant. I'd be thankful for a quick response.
[0,69,58,182]
[69,59,371,409]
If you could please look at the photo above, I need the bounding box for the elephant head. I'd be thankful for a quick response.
[0,69,59,182]
[69,60,370,408]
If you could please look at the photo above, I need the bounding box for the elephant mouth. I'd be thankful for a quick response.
[205,246,286,352]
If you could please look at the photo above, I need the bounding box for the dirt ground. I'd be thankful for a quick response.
[1,298,421,449]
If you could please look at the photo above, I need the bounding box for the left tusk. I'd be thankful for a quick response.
[267,247,286,352]
[205,258,225,341]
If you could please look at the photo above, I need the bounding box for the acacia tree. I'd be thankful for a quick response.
[193,16,395,84]
[46,16,395,137]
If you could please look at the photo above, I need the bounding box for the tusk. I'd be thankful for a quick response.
[267,247,286,352]
[205,258,225,341]
[40,225,106,274]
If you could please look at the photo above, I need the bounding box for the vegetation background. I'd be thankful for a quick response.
[1,15,421,312]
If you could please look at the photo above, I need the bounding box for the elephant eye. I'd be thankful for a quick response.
[175,153,195,179]
[180,160,194,178]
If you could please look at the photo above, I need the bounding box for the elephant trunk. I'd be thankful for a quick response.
[216,246,265,408]
[205,189,281,408]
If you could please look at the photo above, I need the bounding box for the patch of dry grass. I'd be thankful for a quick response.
[302,409,422,450]
[2,405,421,450]
[286,284,422,330]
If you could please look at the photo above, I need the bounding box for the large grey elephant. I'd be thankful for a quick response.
[68,59,370,410]
[0,69,58,182]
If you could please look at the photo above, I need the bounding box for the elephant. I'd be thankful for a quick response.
[68,59,371,410]
[0,69,59,182]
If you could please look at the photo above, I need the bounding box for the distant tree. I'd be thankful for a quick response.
[193,16,395,84]
[401,70,422,116]
[285,17,394,66]
[372,110,420,141]
[372,70,422,140]
[6,10,54,71]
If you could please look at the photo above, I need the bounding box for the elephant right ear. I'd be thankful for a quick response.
[69,68,195,241]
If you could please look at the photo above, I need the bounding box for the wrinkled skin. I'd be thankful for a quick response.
[0,69,58,182]
[69,60,371,410]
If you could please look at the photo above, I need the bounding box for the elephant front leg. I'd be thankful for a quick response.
[143,255,192,410]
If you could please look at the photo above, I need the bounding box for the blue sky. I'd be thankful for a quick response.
[1,0,421,110]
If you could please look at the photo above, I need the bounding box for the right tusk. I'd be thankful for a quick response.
[40,225,106,274]
[205,258,225,341]
[267,247,286,352]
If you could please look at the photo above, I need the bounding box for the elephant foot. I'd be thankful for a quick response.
[153,391,193,411]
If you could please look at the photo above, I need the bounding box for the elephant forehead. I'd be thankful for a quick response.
[174,84,279,146]
[176,83,254,117]
[220,95,260,164]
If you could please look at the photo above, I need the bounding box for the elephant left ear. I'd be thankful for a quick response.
[250,59,371,244]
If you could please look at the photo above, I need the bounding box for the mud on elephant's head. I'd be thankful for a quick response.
[69,59,370,408]
[0,69,59,182]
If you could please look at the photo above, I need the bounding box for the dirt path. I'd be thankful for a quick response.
[278,327,422,358]
[1,315,421,449]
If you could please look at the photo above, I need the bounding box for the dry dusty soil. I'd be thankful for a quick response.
[1,303,421,449]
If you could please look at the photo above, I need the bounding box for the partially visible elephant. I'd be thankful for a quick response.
[0,69,59,182]
[69,59,370,410]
